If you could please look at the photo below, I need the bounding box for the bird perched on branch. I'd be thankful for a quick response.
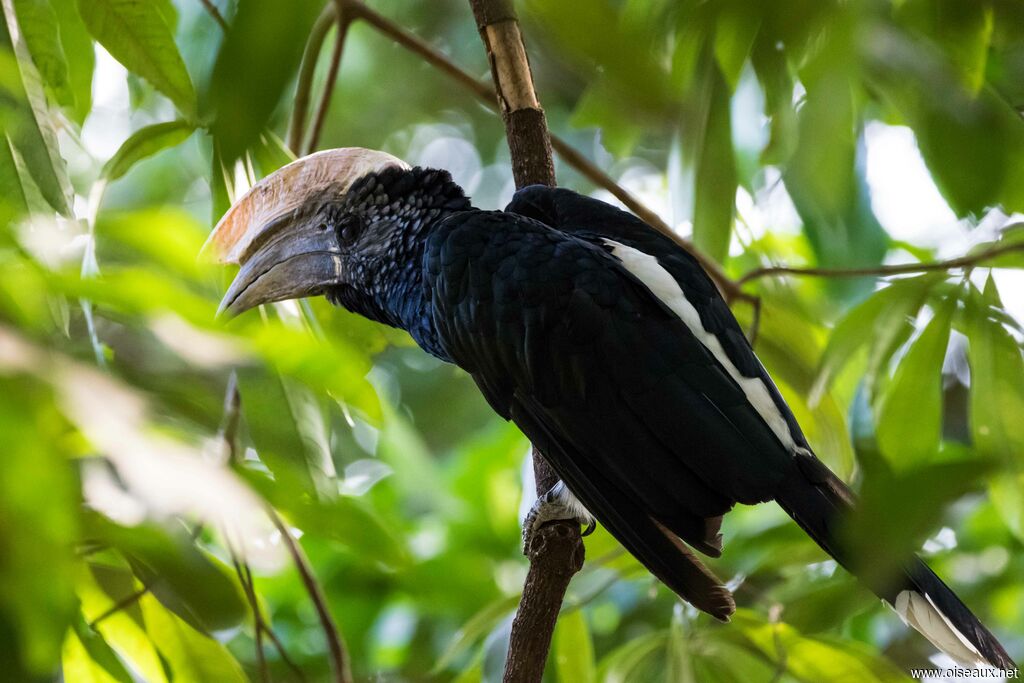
[208,148,1013,670]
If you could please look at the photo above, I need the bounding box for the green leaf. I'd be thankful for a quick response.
[62,615,134,683]
[234,367,316,494]
[251,130,297,177]
[432,593,520,673]
[897,0,994,95]
[250,473,409,569]
[692,62,737,264]
[210,0,321,163]
[844,460,993,587]
[875,297,956,470]
[1,0,74,215]
[964,280,1024,540]
[138,593,248,683]
[210,141,234,226]
[0,134,28,231]
[812,275,939,401]
[101,120,195,182]
[0,374,78,676]
[966,223,1024,269]
[50,0,93,123]
[597,630,667,683]
[571,82,643,158]
[554,610,596,683]
[12,0,71,108]
[713,7,760,90]
[77,564,169,683]
[730,609,905,683]
[76,0,196,117]
[84,516,248,633]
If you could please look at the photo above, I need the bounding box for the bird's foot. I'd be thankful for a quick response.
[523,481,596,551]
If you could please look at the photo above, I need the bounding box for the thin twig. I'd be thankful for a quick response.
[289,4,338,153]
[231,553,271,683]
[736,241,1024,286]
[768,604,787,683]
[305,2,352,154]
[88,587,151,630]
[220,371,242,464]
[264,624,307,682]
[198,0,229,31]
[269,508,352,683]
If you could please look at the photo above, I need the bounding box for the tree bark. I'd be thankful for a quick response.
[466,2,585,681]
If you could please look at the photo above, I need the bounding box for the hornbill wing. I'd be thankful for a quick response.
[505,188,1015,668]
[506,185,809,452]
[423,211,799,619]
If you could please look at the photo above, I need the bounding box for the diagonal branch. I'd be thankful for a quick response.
[736,240,1024,285]
[305,2,353,154]
[289,5,338,153]
[197,0,229,31]
[269,507,353,683]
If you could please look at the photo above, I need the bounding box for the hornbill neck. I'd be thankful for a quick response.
[326,166,472,358]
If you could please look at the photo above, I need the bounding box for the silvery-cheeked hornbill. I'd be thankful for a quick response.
[208,148,1013,669]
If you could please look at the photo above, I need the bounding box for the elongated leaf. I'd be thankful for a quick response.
[139,593,248,683]
[812,275,939,402]
[875,297,956,470]
[0,135,28,232]
[554,610,596,683]
[964,279,1024,540]
[251,130,296,177]
[1,0,74,215]
[50,0,93,123]
[76,0,196,117]
[84,516,248,633]
[844,459,993,587]
[78,565,169,683]
[597,630,667,683]
[246,470,409,568]
[432,593,520,673]
[713,7,760,90]
[12,0,71,108]
[693,63,737,264]
[62,615,133,683]
[0,374,78,675]
[730,610,905,683]
[210,0,321,162]
[101,120,195,182]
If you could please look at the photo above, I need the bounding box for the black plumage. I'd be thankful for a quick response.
[219,162,1014,669]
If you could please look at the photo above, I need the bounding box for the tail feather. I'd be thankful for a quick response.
[775,451,1014,669]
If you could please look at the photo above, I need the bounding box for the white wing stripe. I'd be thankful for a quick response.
[603,240,797,453]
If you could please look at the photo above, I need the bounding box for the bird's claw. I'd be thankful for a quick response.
[522,482,596,551]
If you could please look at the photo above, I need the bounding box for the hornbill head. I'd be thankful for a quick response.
[206,147,413,317]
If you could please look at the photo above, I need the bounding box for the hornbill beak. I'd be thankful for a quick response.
[204,148,409,317]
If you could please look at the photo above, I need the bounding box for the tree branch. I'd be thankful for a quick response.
[464,2,585,681]
[88,586,151,630]
[197,0,228,32]
[232,554,270,683]
[269,508,352,683]
[736,240,1024,286]
[305,2,352,154]
[289,4,337,154]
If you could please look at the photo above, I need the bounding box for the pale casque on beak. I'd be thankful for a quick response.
[204,147,409,317]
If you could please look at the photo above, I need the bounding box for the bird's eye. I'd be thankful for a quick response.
[339,217,361,243]
[317,222,330,232]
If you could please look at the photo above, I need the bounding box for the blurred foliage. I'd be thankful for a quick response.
[1,0,1023,681]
